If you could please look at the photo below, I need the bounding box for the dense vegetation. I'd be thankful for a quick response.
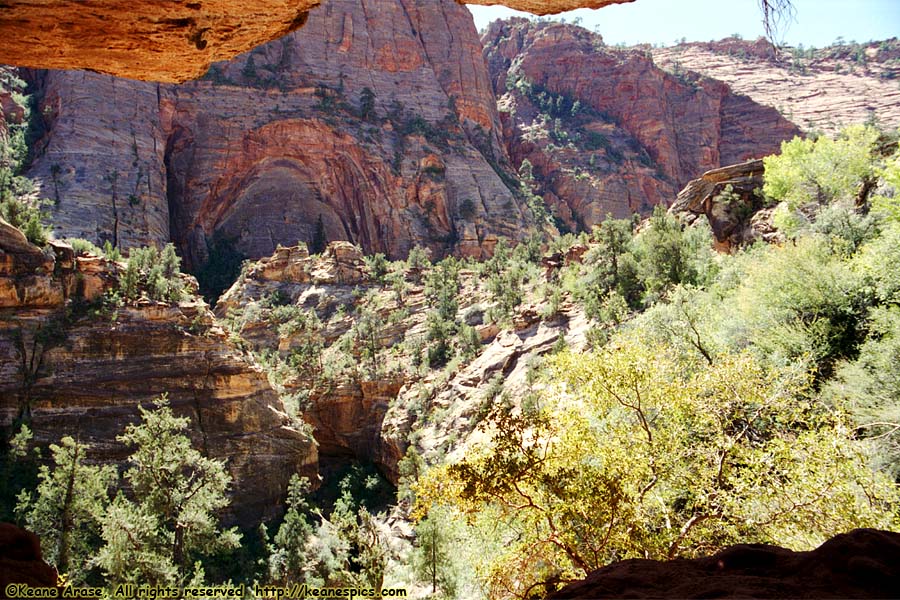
[410,125,900,597]
[2,121,899,598]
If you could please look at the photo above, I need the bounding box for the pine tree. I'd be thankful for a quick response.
[412,507,461,598]
[268,475,315,584]
[359,87,377,121]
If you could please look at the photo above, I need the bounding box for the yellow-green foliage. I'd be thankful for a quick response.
[764,125,880,209]
[416,340,898,599]
[872,143,900,221]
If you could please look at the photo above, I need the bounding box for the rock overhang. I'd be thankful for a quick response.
[0,0,635,82]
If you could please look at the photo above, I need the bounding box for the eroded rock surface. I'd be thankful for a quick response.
[652,38,900,136]
[0,0,635,82]
[549,528,900,599]
[668,159,771,250]
[0,220,317,525]
[217,241,590,483]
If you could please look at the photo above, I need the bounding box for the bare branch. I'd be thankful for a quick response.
[758,0,796,47]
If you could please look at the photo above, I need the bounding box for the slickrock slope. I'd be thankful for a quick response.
[549,528,900,599]
[652,38,900,136]
[21,0,533,265]
[0,220,317,525]
[483,19,801,231]
[0,0,634,82]
[216,241,590,483]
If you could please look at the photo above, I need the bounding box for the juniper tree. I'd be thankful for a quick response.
[93,396,239,585]
[16,437,117,582]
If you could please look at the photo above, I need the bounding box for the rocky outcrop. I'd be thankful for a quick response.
[668,159,770,250]
[21,0,533,265]
[652,38,900,136]
[549,528,900,599]
[218,241,591,483]
[0,523,59,592]
[482,19,801,231]
[0,221,317,525]
[0,0,318,83]
[0,0,635,82]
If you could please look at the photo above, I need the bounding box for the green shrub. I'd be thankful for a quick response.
[763,125,880,210]
[119,244,185,304]
[0,196,50,246]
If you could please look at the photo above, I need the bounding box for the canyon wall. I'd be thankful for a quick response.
[23,0,534,268]
[482,19,802,231]
[652,38,900,136]
[215,240,592,482]
[0,0,635,82]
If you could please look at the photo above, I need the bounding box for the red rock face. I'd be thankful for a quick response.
[483,20,801,230]
[0,0,318,83]
[0,523,59,591]
[23,0,532,268]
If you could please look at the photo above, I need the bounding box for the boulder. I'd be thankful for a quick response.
[550,529,900,599]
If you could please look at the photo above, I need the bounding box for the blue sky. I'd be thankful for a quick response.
[467,0,900,48]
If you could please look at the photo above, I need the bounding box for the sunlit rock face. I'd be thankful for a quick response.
[482,19,801,231]
[20,0,535,267]
[0,0,635,82]
[216,241,594,484]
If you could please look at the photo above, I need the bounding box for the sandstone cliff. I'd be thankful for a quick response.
[20,0,534,267]
[0,0,635,82]
[668,159,773,251]
[482,19,802,231]
[0,219,317,525]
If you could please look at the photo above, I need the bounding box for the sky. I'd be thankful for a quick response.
[467,0,900,48]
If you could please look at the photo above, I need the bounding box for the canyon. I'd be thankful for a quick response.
[13,2,827,277]
[2,0,899,595]
[22,0,534,269]
[3,0,896,521]
[214,238,591,483]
